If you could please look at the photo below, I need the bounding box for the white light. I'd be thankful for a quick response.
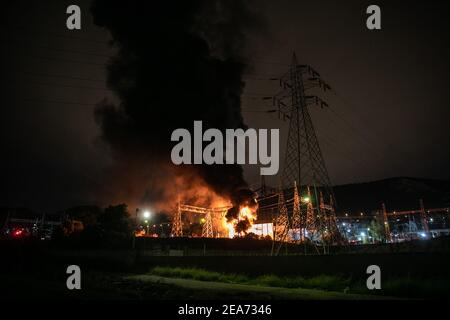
[430,218,433,222]
[143,211,151,219]
[420,232,426,238]
[360,232,366,237]
[347,229,351,233]
[342,223,346,226]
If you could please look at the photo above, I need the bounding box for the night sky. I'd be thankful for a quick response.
[1,0,449,211]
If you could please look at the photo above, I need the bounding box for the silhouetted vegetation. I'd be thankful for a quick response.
[149,266,450,298]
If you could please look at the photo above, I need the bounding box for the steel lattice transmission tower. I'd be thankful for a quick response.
[419,199,429,233]
[304,186,316,237]
[171,202,183,237]
[274,189,289,242]
[382,203,391,242]
[291,181,302,241]
[201,211,214,238]
[273,53,340,242]
[326,195,340,242]
[272,187,290,255]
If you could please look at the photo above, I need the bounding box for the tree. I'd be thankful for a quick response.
[65,205,102,227]
[97,204,133,240]
[369,216,385,243]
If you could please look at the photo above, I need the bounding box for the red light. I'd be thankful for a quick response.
[13,229,23,237]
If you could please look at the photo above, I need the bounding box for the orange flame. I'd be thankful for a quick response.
[224,205,258,238]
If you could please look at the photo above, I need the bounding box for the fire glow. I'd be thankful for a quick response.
[225,205,258,238]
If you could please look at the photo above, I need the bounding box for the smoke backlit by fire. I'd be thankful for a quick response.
[224,203,258,238]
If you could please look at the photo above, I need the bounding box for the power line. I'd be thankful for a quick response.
[318,134,377,175]
[244,72,280,78]
[21,98,98,107]
[2,31,108,67]
[1,22,110,46]
[26,43,112,58]
[243,92,274,97]
[317,106,390,166]
[24,71,105,83]
[248,59,289,67]
[243,76,279,81]
[29,55,106,67]
[329,89,417,162]
[26,81,111,92]
[241,110,274,113]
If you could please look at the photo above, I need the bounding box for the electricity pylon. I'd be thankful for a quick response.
[291,181,302,242]
[271,188,290,255]
[382,203,391,242]
[320,193,342,246]
[202,211,214,238]
[327,195,341,242]
[419,199,429,233]
[171,202,183,237]
[304,186,316,238]
[273,53,340,243]
[274,189,289,242]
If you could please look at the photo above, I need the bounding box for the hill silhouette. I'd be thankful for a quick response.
[334,177,450,214]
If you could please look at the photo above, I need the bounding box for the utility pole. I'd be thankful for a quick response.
[1,211,10,235]
[260,175,267,197]
[171,202,183,237]
[273,53,339,244]
[132,208,139,249]
[382,203,391,242]
[419,199,429,233]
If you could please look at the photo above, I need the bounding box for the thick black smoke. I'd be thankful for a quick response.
[91,0,262,210]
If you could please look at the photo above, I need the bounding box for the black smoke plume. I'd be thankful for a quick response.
[91,0,262,211]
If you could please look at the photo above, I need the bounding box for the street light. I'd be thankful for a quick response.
[143,210,151,219]
[142,210,152,235]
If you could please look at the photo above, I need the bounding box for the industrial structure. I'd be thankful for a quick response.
[170,54,343,248]
[266,53,342,249]
[166,54,450,252]
[171,204,231,238]
[336,200,450,243]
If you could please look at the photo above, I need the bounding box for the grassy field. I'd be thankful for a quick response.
[149,266,351,292]
[145,266,450,298]
[2,240,449,299]
[3,270,369,300]
[1,271,285,300]
[127,274,380,300]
